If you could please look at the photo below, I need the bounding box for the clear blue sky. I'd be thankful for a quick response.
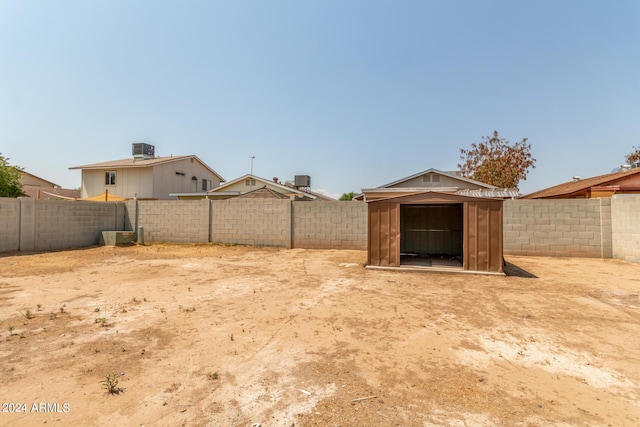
[1,0,639,197]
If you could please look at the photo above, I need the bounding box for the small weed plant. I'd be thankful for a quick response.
[101,372,120,394]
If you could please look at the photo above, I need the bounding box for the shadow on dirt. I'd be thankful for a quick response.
[504,261,538,278]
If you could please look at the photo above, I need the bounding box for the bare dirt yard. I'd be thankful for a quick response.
[1,244,640,426]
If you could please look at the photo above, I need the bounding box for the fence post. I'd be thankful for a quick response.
[134,197,139,239]
[287,199,293,249]
[19,198,36,252]
[208,199,213,243]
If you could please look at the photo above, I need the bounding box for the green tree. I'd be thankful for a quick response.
[339,191,357,201]
[0,154,25,197]
[458,131,535,189]
[624,146,640,166]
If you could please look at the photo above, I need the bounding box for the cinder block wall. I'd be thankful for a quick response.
[134,200,210,243]
[293,201,367,249]
[210,199,291,247]
[0,198,20,252]
[3,198,637,260]
[32,200,125,251]
[504,199,612,258]
[611,196,640,262]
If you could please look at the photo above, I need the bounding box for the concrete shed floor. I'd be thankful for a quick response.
[400,254,463,268]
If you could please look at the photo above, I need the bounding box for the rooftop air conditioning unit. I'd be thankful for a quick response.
[132,143,155,160]
[294,175,311,188]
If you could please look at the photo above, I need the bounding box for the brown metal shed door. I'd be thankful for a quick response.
[368,202,400,266]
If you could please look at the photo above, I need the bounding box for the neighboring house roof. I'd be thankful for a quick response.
[209,174,317,200]
[22,186,81,200]
[233,186,290,200]
[19,170,81,200]
[69,155,225,182]
[20,171,59,188]
[379,168,498,190]
[522,168,640,199]
[284,184,336,201]
[171,174,335,201]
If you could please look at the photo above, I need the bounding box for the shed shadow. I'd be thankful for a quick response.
[504,261,538,278]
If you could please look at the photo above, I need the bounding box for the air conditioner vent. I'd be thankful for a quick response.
[294,175,311,188]
[132,143,155,159]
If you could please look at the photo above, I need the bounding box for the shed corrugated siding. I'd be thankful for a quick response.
[368,202,400,266]
[464,201,503,273]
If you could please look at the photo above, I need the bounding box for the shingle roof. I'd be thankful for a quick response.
[233,186,290,200]
[69,156,192,169]
[209,174,316,200]
[522,168,640,199]
[69,155,225,182]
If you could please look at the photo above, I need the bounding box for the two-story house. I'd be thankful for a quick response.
[69,144,225,200]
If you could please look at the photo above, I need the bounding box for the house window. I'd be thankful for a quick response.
[202,178,208,191]
[245,179,256,186]
[191,176,198,192]
[105,171,116,186]
[175,171,185,176]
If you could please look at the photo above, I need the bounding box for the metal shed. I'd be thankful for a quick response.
[364,190,504,275]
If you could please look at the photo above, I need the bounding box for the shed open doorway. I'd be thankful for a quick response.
[400,204,463,269]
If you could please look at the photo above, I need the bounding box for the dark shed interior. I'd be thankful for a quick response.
[400,204,463,268]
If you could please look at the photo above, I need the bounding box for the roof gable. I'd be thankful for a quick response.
[209,174,316,200]
[233,186,290,199]
[20,171,58,187]
[379,168,497,190]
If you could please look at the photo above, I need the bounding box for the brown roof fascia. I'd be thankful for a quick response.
[365,190,503,204]
[522,168,640,199]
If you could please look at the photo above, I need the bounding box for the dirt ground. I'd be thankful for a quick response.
[1,244,640,426]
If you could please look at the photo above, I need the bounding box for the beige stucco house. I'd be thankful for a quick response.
[70,148,224,200]
[19,171,81,200]
[171,174,334,201]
